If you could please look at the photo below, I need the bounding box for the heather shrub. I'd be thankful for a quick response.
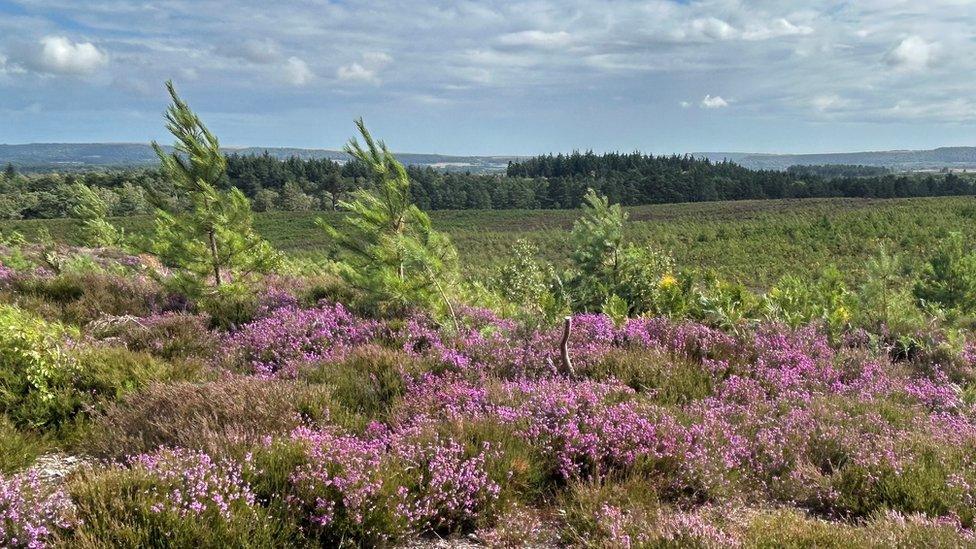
[299,346,411,426]
[283,428,402,544]
[496,378,684,482]
[387,436,500,535]
[251,426,501,546]
[587,347,714,404]
[87,312,217,360]
[1,471,77,548]
[224,302,379,378]
[63,448,294,548]
[85,378,335,460]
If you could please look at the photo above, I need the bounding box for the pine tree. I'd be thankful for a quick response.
[69,183,122,247]
[150,81,279,293]
[3,163,16,180]
[319,119,458,320]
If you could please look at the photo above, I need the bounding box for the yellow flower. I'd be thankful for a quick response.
[658,274,678,290]
[834,306,851,323]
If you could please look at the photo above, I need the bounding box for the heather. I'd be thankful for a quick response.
[2,252,976,545]
[1,92,976,547]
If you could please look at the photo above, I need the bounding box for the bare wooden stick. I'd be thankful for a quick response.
[560,315,575,377]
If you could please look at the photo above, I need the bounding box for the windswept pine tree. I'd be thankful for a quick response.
[320,119,459,323]
[150,81,279,294]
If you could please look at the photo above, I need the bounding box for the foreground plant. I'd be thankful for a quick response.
[0,471,76,548]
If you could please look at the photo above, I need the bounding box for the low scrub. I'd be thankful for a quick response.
[85,378,334,459]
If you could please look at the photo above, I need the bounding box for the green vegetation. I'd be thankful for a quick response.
[3,82,976,548]
[5,196,976,288]
[150,81,279,294]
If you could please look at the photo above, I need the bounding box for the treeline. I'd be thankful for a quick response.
[1,150,974,219]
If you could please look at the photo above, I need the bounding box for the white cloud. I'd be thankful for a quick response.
[689,18,738,41]
[337,62,378,84]
[283,56,312,86]
[336,52,392,85]
[701,94,729,109]
[680,100,691,108]
[742,19,813,41]
[32,36,108,75]
[362,51,392,68]
[885,35,939,71]
[496,30,572,49]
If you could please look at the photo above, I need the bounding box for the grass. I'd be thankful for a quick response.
[4,196,976,287]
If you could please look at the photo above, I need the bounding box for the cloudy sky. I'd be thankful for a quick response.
[0,0,974,155]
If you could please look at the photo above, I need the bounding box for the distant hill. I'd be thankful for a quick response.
[697,147,976,171]
[0,143,521,174]
[4,143,976,174]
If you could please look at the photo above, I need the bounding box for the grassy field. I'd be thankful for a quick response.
[4,196,975,287]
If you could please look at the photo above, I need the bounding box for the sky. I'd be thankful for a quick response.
[0,0,974,155]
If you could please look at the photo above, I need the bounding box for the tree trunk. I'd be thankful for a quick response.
[560,316,575,378]
[208,229,222,286]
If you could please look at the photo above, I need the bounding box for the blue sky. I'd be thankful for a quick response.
[0,0,974,155]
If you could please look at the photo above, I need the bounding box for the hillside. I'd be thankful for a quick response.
[6,143,976,173]
[699,146,976,171]
[0,142,520,173]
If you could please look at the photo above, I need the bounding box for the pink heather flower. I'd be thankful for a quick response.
[225,302,379,378]
[128,448,256,520]
[0,471,77,548]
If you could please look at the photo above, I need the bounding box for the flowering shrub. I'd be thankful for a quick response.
[497,378,682,480]
[129,448,257,519]
[283,426,500,543]
[391,438,500,533]
[225,302,379,377]
[0,471,76,548]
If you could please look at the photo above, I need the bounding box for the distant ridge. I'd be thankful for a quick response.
[696,147,976,171]
[0,143,521,174]
[3,143,976,173]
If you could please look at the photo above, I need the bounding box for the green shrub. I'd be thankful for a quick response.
[586,348,714,405]
[0,305,77,428]
[199,282,259,330]
[87,313,217,361]
[0,415,48,473]
[12,271,162,325]
[743,508,975,548]
[299,346,410,427]
[915,232,976,314]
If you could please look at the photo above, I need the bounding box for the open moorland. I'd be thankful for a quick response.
[4,195,976,286]
[2,85,976,549]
